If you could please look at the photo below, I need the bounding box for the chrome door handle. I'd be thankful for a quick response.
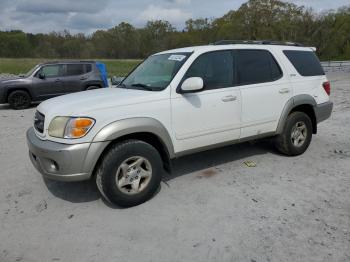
[279,88,290,94]
[221,95,237,102]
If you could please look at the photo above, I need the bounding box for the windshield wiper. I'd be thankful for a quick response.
[117,83,127,88]
[131,83,154,91]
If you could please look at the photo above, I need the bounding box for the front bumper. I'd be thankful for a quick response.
[26,127,108,182]
[315,101,333,123]
[0,87,6,104]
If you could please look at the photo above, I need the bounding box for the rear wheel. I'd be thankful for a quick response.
[86,86,100,90]
[8,90,31,110]
[275,111,313,156]
[96,140,163,207]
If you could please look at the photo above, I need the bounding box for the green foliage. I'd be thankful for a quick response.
[0,0,349,61]
[0,58,141,77]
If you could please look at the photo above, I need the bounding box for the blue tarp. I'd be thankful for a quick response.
[96,62,108,87]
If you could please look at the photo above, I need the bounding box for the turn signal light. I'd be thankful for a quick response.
[67,118,95,138]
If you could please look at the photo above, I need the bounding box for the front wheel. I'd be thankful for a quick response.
[274,112,313,156]
[95,140,163,207]
[8,90,31,109]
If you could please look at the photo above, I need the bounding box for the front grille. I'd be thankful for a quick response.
[34,111,45,133]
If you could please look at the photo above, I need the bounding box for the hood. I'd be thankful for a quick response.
[37,87,167,117]
[0,76,29,85]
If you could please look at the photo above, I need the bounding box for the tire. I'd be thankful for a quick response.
[8,90,31,110]
[274,111,313,156]
[96,139,163,207]
[86,86,100,90]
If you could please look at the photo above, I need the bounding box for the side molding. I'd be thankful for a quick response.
[92,117,175,158]
[276,94,317,134]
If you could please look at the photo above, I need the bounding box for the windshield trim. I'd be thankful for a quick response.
[119,52,193,92]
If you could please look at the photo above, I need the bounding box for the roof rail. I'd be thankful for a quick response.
[41,60,96,65]
[212,40,304,47]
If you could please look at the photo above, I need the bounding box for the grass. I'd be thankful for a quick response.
[0,58,142,77]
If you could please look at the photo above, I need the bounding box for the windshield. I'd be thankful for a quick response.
[25,64,40,77]
[121,52,191,91]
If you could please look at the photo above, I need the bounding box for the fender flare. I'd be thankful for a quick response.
[92,117,175,158]
[6,86,33,101]
[276,94,317,134]
[84,80,104,90]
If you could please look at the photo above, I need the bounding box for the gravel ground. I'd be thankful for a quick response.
[0,72,349,262]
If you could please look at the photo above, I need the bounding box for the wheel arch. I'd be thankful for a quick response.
[277,94,317,135]
[6,87,32,102]
[88,118,175,175]
[84,81,103,90]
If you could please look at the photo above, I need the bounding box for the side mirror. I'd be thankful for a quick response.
[111,76,125,86]
[38,72,45,79]
[179,77,204,93]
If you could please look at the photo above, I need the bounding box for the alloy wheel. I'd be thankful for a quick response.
[115,156,153,195]
[291,121,307,147]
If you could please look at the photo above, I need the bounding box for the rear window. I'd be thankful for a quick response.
[236,50,282,85]
[283,50,324,76]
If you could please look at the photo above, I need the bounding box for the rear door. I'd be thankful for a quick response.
[31,64,65,100]
[236,49,292,138]
[62,63,89,93]
[171,50,242,153]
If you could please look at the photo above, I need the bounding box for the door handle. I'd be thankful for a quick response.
[279,88,290,94]
[221,95,237,102]
[80,76,88,80]
[55,79,61,82]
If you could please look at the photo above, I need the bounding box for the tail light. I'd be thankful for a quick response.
[323,81,331,96]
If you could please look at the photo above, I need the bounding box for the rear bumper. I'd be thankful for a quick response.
[26,127,108,182]
[315,101,333,123]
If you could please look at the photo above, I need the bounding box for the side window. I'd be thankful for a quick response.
[66,64,85,76]
[236,50,282,85]
[184,50,234,90]
[85,64,92,73]
[283,50,325,76]
[39,65,62,78]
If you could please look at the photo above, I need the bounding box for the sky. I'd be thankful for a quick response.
[0,0,348,34]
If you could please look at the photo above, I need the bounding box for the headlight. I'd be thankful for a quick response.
[48,117,95,139]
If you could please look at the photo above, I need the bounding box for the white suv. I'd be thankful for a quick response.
[26,41,333,207]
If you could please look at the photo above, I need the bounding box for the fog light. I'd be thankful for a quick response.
[49,161,59,171]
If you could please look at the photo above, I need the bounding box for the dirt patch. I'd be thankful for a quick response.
[197,168,218,178]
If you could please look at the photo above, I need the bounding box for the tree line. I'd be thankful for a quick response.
[0,0,349,60]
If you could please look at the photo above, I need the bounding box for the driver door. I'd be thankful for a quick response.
[32,64,65,100]
[171,50,242,153]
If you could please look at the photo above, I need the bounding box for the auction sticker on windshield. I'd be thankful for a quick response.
[168,54,186,61]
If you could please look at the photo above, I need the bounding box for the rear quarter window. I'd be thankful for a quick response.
[283,50,325,76]
[85,64,92,73]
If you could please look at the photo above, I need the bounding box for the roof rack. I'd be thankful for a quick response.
[212,40,304,47]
